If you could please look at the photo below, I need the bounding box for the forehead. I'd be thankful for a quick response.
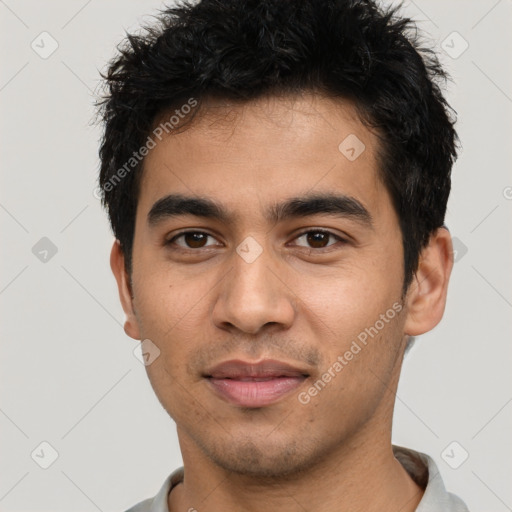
[138,93,387,220]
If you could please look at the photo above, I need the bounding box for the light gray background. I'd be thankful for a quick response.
[1,1,511,511]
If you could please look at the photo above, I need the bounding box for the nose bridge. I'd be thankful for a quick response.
[213,237,294,334]
[232,243,273,300]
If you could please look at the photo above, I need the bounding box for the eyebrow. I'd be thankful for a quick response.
[147,192,373,228]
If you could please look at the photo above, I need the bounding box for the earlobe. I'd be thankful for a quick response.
[403,228,454,337]
[110,240,141,340]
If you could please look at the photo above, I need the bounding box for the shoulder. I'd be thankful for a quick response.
[122,468,184,512]
[124,497,153,512]
[393,445,470,512]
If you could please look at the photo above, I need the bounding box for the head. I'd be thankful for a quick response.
[98,0,457,477]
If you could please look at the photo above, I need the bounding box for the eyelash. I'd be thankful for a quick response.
[166,229,347,251]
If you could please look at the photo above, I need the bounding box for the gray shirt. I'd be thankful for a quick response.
[125,445,469,512]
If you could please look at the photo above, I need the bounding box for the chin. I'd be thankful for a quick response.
[196,435,327,479]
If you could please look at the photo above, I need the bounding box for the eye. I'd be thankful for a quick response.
[168,231,221,249]
[292,230,345,249]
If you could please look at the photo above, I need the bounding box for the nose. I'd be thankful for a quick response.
[212,241,296,335]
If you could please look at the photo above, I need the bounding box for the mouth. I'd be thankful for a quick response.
[204,359,309,408]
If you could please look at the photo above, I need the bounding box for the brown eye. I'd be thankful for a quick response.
[294,230,341,249]
[169,231,219,249]
[306,231,330,248]
[183,232,208,248]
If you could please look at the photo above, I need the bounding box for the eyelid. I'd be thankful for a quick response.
[288,228,348,246]
[165,228,348,250]
[166,230,223,248]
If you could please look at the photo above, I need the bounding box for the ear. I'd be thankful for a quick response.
[403,227,454,336]
[110,240,141,340]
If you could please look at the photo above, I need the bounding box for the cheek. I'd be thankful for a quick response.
[296,309,405,433]
[132,258,205,331]
[132,272,207,418]
[130,266,212,393]
[291,255,401,336]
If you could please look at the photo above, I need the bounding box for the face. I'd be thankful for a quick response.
[112,94,449,478]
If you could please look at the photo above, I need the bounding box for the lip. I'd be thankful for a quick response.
[204,359,309,408]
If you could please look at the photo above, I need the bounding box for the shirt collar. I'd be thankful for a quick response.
[393,445,469,511]
[140,446,469,512]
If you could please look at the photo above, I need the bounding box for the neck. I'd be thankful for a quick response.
[169,423,423,512]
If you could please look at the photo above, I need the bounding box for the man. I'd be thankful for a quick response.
[96,0,468,510]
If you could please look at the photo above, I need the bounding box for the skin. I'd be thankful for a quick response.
[111,93,453,512]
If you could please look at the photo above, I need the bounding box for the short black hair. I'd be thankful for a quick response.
[96,0,458,292]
